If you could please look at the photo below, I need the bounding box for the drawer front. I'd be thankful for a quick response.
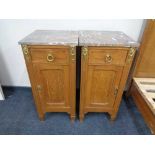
[30,48,69,64]
[88,48,128,66]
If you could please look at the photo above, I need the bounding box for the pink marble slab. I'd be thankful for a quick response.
[19,30,139,47]
[79,30,139,47]
[19,30,79,46]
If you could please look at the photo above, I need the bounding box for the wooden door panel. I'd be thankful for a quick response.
[33,64,70,108]
[85,65,123,108]
[40,68,67,106]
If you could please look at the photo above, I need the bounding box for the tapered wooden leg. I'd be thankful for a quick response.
[79,114,84,122]
[70,102,76,122]
[39,113,45,121]
[70,115,76,122]
[110,112,117,121]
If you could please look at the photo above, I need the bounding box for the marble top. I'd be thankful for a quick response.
[19,30,139,47]
[19,30,79,46]
[79,31,139,47]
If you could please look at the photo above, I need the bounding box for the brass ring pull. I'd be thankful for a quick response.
[105,54,112,63]
[47,53,54,62]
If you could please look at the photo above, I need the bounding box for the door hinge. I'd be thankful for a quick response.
[114,87,118,96]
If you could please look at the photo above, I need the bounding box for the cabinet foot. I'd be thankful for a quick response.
[110,113,117,121]
[70,115,76,122]
[39,114,45,121]
[79,115,84,122]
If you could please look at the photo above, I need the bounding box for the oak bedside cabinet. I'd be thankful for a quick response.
[19,30,78,121]
[79,31,139,121]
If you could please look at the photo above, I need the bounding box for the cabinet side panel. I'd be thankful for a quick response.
[112,48,136,119]
[21,45,44,120]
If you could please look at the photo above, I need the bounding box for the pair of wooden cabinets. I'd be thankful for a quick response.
[21,44,136,121]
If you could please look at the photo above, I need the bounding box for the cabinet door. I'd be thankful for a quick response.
[33,63,70,111]
[84,65,123,108]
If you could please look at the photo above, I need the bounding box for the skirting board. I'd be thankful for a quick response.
[0,84,5,100]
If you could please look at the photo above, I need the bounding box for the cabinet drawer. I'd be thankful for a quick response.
[30,48,69,64]
[88,48,128,66]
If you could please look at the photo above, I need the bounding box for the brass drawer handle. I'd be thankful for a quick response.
[47,53,54,62]
[105,54,112,63]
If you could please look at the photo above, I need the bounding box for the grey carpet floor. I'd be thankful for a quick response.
[0,87,151,135]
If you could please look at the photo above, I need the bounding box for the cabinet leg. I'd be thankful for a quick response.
[70,115,76,122]
[39,114,45,121]
[110,112,117,121]
[79,114,84,122]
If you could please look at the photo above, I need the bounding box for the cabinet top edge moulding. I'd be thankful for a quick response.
[79,30,139,47]
[18,30,79,46]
